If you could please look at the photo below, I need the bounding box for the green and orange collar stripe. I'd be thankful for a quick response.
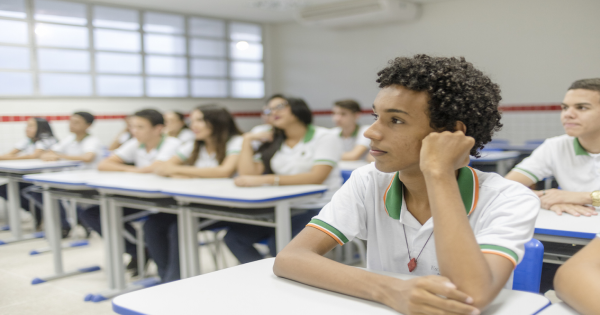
[306,218,348,245]
[383,166,480,220]
[574,138,590,156]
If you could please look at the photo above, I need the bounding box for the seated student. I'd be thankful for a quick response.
[273,55,540,314]
[108,115,133,151]
[79,109,181,275]
[250,94,279,134]
[330,99,372,161]
[163,111,196,144]
[506,78,600,217]
[148,104,243,283]
[228,96,342,264]
[554,235,600,315]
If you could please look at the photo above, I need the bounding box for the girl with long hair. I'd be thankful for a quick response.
[163,111,196,144]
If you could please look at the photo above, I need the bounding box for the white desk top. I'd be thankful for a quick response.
[112,258,550,315]
[339,160,370,171]
[535,208,599,239]
[536,303,579,315]
[0,159,81,173]
[470,151,520,162]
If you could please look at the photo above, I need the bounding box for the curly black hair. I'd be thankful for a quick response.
[376,54,503,157]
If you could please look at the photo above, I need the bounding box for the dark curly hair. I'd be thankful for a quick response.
[376,54,503,157]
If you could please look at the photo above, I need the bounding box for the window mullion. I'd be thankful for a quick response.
[87,4,96,96]
[139,10,147,97]
[26,0,39,95]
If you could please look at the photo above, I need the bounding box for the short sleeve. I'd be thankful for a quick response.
[156,137,181,161]
[226,136,243,156]
[118,133,131,144]
[175,141,194,162]
[308,168,369,245]
[35,138,57,150]
[14,139,30,151]
[51,137,69,153]
[114,138,138,164]
[355,125,371,148]
[178,129,196,144]
[511,140,553,183]
[312,132,342,167]
[82,136,101,154]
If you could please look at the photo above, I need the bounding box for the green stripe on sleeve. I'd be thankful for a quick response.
[513,167,540,182]
[314,159,337,166]
[226,150,241,156]
[309,219,349,244]
[177,152,188,162]
[480,244,519,263]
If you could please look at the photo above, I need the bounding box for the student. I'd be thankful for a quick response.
[554,236,600,315]
[163,111,196,144]
[330,99,372,160]
[505,78,600,217]
[273,55,539,314]
[148,104,243,283]
[227,96,343,264]
[79,109,181,275]
[108,115,133,151]
[250,94,279,134]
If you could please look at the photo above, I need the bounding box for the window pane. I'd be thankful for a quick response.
[34,0,86,25]
[94,29,140,52]
[144,12,184,34]
[38,48,89,72]
[230,61,263,79]
[0,72,32,95]
[146,56,186,75]
[39,73,92,95]
[189,17,225,38]
[35,23,88,48]
[93,6,138,30]
[191,79,227,97]
[96,52,141,74]
[191,59,226,77]
[97,75,142,96]
[229,22,262,42]
[0,46,29,69]
[0,0,26,18]
[230,41,262,61]
[231,80,264,98]
[0,20,28,44]
[146,77,187,97]
[190,38,225,58]
[144,34,186,55]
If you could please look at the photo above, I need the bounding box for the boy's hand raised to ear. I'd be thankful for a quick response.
[420,131,475,176]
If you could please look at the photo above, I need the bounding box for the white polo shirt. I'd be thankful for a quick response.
[249,124,273,151]
[14,138,57,155]
[512,135,600,192]
[118,132,132,145]
[114,136,181,168]
[176,128,196,144]
[331,125,371,154]
[176,135,243,168]
[51,134,102,166]
[309,165,539,284]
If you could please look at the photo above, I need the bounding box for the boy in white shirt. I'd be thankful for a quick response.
[273,55,539,315]
[330,99,372,161]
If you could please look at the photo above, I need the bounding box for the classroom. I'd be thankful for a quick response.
[1,0,599,314]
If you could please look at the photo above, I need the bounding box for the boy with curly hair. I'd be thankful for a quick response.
[273,55,540,315]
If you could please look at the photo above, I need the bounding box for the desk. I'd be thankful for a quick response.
[470,151,520,175]
[484,143,540,154]
[534,209,599,245]
[112,258,551,315]
[536,303,579,315]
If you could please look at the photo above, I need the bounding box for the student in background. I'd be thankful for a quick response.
[149,104,243,283]
[164,111,196,144]
[228,96,342,264]
[79,109,181,275]
[41,112,101,166]
[330,99,372,160]
[109,115,133,151]
[250,94,279,134]
[273,55,539,314]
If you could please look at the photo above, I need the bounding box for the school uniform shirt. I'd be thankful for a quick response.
[331,125,371,157]
[512,135,600,193]
[176,128,196,144]
[257,125,343,209]
[51,134,102,166]
[14,138,57,155]
[114,136,181,168]
[118,132,131,145]
[309,164,539,286]
[249,124,273,151]
[176,135,243,168]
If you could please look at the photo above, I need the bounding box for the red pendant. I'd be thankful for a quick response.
[408,258,417,272]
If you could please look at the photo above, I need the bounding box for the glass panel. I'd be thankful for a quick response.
[38,48,89,72]
[143,12,184,34]
[231,80,264,98]
[0,72,32,95]
[229,41,262,61]
[93,6,138,30]
[0,20,28,44]
[144,34,185,55]
[146,77,187,97]
[191,79,227,98]
[39,73,92,95]
[96,52,141,74]
[94,29,140,52]
[35,23,88,48]
[190,38,225,58]
[0,0,26,18]
[97,75,143,96]
[191,59,226,77]
[189,17,225,38]
[34,0,86,25]
[229,22,262,42]
[0,46,29,69]
[145,56,186,75]
[230,61,263,79]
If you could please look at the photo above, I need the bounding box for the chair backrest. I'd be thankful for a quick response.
[341,170,353,184]
[512,238,544,293]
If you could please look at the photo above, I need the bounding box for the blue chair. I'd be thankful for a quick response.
[525,139,545,146]
[341,170,353,184]
[512,238,544,293]
[489,139,510,145]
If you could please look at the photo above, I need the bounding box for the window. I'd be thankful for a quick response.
[0,0,264,98]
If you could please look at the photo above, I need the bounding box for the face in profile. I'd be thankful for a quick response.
[26,118,37,139]
[164,112,185,134]
[268,97,296,129]
[69,115,89,134]
[190,109,213,141]
[130,116,160,144]
[561,89,600,139]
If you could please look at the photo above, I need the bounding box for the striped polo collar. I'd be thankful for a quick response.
[339,124,360,138]
[139,134,165,150]
[383,166,480,220]
[573,138,590,156]
[303,124,316,143]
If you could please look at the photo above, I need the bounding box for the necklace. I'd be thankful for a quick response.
[403,225,434,272]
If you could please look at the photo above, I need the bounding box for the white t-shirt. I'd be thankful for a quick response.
[512,135,600,192]
[176,135,243,168]
[14,138,57,155]
[176,128,196,144]
[256,125,343,209]
[51,134,102,166]
[114,136,181,168]
[330,125,371,154]
[310,164,539,285]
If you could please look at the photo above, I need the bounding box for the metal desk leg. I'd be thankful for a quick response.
[177,206,190,278]
[99,194,116,289]
[0,178,44,245]
[109,198,126,290]
[275,201,291,253]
